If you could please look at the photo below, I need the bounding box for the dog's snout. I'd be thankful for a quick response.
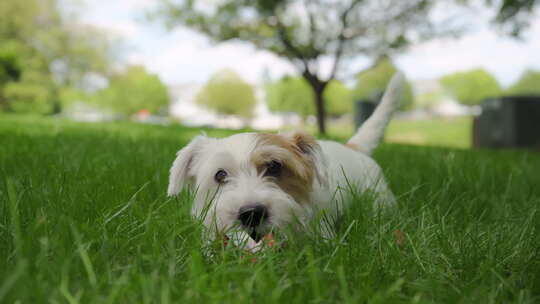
[238,204,268,228]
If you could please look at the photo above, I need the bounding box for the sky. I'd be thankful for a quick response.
[78,0,540,87]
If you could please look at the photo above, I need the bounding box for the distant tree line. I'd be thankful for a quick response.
[440,68,540,106]
[196,69,256,119]
[195,57,413,121]
[195,64,540,120]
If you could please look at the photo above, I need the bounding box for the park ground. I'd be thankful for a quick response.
[0,114,539,303]
[319,116,472,149]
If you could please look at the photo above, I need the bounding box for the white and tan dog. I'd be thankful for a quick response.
[168,73,404,249]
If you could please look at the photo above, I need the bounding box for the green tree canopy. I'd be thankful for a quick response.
[0,0,116,114]
[326,81,354,117]
[266,76,314,119]
[196,69,256,118]
[0,42,57,114]
[506,69,540,96]
[0,46,21,85]
[97,65,169,116]
[440,69,502,106]
[353,56,414,110]
[266,77,352,119]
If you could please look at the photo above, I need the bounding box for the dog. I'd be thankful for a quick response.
[167,72,404,250]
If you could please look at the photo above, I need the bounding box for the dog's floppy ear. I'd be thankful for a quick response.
[167,135,210,196]
[282,131,328,187]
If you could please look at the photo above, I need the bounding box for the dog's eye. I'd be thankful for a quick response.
[214,169,228,184]
[264,160,282,177]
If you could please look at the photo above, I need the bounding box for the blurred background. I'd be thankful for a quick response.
[1,0,539,149]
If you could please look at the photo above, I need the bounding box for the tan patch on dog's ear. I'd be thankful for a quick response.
[252,132,318,204]
[284,132,328,187]
[288,132,319,154]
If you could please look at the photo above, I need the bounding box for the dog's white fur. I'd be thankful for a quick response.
[168,72,404,241]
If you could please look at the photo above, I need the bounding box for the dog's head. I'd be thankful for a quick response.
[168,132,327,241]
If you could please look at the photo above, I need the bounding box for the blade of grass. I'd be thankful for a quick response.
[71,225,97,287]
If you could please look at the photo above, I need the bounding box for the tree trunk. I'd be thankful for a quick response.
[51,100,62,115]
[311,82,327,135]
[302,71,328,135]
[314,87,326,135]
[50,86,62,115]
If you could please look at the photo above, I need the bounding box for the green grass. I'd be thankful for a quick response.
[1,114,539,303]
[307,116,472,149]
[386,117,472,149]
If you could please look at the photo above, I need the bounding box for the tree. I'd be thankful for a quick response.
[4,82,54,114]
[97,65,169,116]
[0,41,57,114]
[325,81,354,117]
[153,0,460,134]
[0,47,21,85]
[440,69,502,106]
[481,0,539,36]
[266,77,352,119]
[0,44,22,110]
[506,69,540,96]
[353,56,414,110]
[0,0,116,114]
[196,69,256,118]
[266,76,314,120]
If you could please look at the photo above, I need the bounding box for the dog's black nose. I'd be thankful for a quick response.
[238,204,268,228]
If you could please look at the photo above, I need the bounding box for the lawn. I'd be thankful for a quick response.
[386,117,472,149]
[309,116,472,149]
[1,115,539,303]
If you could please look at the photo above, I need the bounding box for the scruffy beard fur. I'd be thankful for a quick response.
[167,72,404,247]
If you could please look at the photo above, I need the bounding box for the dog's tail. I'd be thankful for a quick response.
[347,72,405,155]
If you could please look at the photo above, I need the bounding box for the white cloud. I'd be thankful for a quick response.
[127,29,296,84]
[397,16,540,86]
[125,0,157,10]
